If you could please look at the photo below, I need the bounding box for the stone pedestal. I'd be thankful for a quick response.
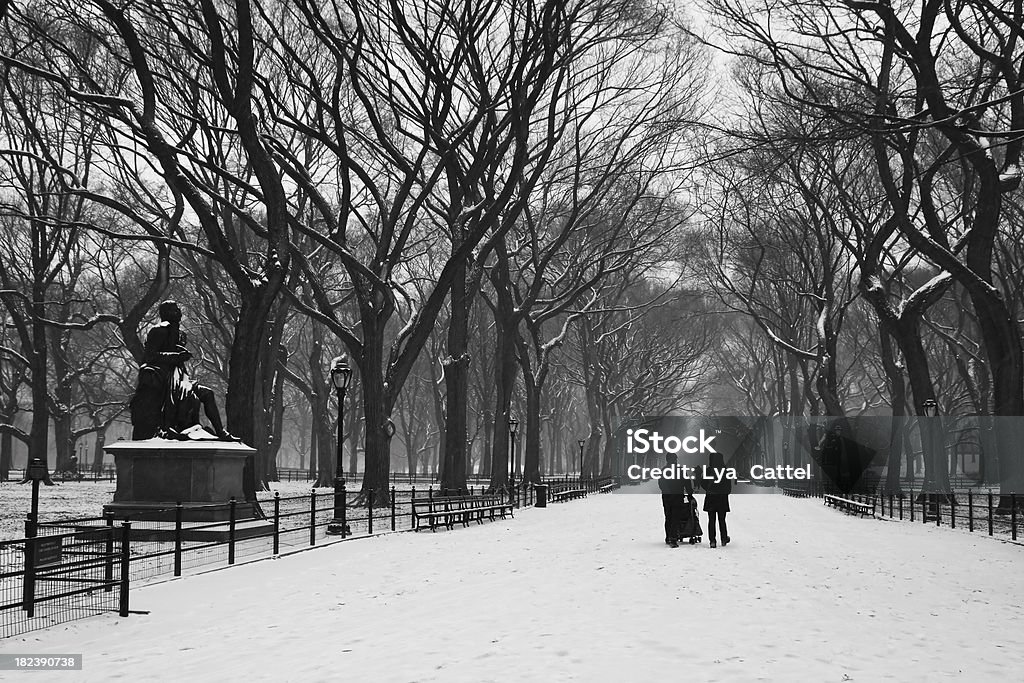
[103,439,259,522]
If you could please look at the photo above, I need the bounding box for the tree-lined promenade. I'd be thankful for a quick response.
[1,0,1023,510]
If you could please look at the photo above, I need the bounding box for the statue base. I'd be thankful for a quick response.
[103,439,260,522]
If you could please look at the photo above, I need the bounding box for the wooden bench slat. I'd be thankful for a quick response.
[823,494,875,517]
[412,495,514,531]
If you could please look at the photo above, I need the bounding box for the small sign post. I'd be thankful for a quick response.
[20,457,55,615]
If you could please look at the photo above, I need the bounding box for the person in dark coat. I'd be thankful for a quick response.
[700,451,732,548]
[659,453,693,547]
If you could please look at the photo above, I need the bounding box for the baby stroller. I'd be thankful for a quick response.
[678,496,703,544]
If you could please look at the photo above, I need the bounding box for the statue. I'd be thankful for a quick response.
[129,300,237,441]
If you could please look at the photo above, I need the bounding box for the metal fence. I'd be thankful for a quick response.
[1,474,620,640]
[1,526,127,639]
[0,484,513,639]
[808,486,1022,541]
[4,466,116,484]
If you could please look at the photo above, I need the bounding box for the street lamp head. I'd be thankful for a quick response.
[330,355,352,390]
[577,438,585,449]
[922,398,938,417]
[509,417,518,434]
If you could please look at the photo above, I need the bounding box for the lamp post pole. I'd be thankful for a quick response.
[577,438,585,485]
[508,417,518,506]
[918,397,956,508]
[327,355,352,536]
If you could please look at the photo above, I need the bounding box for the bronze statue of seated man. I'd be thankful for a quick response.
[129,300,238,442]
[164,375,239,442]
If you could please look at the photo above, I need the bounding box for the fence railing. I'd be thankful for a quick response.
[1,472,616,639]
[4,466,116,484]
[1,525,128,639]
[807,486,1021,541]
[275,469,615,485]
[0,482,523,639]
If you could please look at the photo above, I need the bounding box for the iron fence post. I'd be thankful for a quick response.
[968,490,973,533]
[391,486,396,531]
[368,489,374,535]
[104,512,114,592]
[988,492,993,536]
[228,498,237,565]
[174,502,183,577]
[310,490,317,546]
[1013,494,1018,542]
[22,535,36,617]
[411,486,417,529]
[119,521,131,617]
[273,492,280,555]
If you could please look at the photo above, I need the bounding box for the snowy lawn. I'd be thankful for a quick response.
[6,484,1024,682]
[0,480,433,541]
[0,480,117,540]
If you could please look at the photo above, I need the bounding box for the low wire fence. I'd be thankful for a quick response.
[1,526,127,640]
[4,466,116,484]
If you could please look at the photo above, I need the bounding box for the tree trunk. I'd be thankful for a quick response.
[313,395,334,488]
[347,377,361,478]
[307,406,317,481]
[521,374,542,484]
[267,349,287,482]
[969,295,1024,511]
[0,430,11,482]
[488,319,516,491]
[482,409,493,478]
[879,329,905,494]
[356,318,393,506]
[226,298,275,501]
[91,419,107,475]
[441,256,470,495]
[29,300,49,470]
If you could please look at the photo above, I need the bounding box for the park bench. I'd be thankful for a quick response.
[550,487,587,503]
[823,493,875,517]
[598,482,617,494]
[411,494,513,532]
[782,487,808,498]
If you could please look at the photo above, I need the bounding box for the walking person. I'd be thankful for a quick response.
[700,452,732,548]
[659,453,693,547]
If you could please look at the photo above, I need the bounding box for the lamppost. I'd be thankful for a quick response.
[577,438,585,484]
[327,355,352,536]
[917,398,954,507]
[508,417,518,505]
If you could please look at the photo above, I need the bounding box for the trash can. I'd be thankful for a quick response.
[534,484,549,508]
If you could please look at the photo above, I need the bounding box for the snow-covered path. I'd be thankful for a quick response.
[10,486,1024,682]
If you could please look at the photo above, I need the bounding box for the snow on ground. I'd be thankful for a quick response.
[0,480,406,541]
[0,481,117,540]
[7,483,1024,682]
